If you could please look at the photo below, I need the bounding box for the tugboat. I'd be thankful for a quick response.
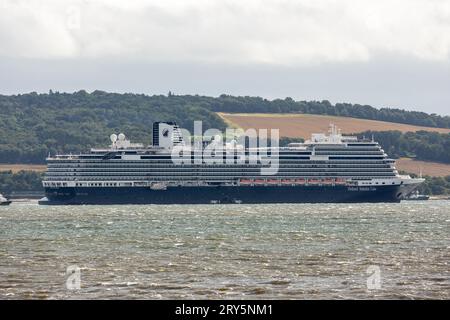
[405,190,430,201]
[0,193,12,206]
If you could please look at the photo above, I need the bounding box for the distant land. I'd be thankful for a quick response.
[218,113,450,139]
[1,91,450,164]
[0,164,46,173]
[0,91,449,195]
[396,158,450,177]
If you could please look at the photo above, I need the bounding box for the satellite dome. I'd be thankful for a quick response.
[118,133,126,141]
[110,134,118,142]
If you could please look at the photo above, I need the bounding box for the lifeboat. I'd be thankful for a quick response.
[254,179,265,185]
[239,179,252,185]
[295,178,306,185]
[0,193,11,206]
[150,183,167,190]
[308,179,321,185]
[281,179,294,185]
[323,178,334,185]
[267,179,280,185]
[335,179,347,185]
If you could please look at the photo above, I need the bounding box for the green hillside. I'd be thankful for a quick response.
[1,91,450,164]
[1,91,450,195]
[0,91,225,163]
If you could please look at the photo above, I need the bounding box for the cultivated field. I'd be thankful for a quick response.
[218,113,450,138]
[0,164,46,173]
[396,158,450,177]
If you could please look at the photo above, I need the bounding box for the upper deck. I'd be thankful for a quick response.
[48,124,385,161]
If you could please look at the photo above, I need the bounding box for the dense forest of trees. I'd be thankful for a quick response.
[0,91,225,163]
[355,130,450,164]
[0,171,43,193]
[418,176,450,195]
[1,91,449,163]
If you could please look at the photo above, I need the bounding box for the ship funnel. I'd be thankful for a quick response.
[153,122,184,149]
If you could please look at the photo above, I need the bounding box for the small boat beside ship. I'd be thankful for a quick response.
[404,190,430,201]
[0,193,11,206]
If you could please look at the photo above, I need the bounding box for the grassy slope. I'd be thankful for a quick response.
[218,113,450,139]
[396,158,450,177]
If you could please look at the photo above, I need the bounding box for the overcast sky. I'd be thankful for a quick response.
[1,0,450,115]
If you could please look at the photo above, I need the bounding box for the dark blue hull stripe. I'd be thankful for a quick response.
[40,185,403,204]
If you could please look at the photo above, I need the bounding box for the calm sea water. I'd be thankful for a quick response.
[0,201,449,299]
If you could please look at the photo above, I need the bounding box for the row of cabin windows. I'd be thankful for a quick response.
[46,168,396,175]
[50,180,400,187]
[47,167,395,173]
[47,165,395,171]
[46,171,394,178]
[47,162,393,169]
[75,182,118,187]
[48,156,387,165]
[45,174,397,182]
[49,158,390,164]
[46,171,397,178]
[360,181,403,185]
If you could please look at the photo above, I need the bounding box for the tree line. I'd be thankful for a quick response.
[0,91,226,163]
[0,171,43,193]
[418,176,450,195]
[209,95,450,128]
[0,91,449,164]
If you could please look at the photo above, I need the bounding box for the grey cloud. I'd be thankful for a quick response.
[1,57,449,115]
[1,0,450,115]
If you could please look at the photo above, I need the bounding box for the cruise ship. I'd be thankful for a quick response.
[38,122,423,205]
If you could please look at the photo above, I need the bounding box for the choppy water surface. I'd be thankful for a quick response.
[0,201,449,299]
